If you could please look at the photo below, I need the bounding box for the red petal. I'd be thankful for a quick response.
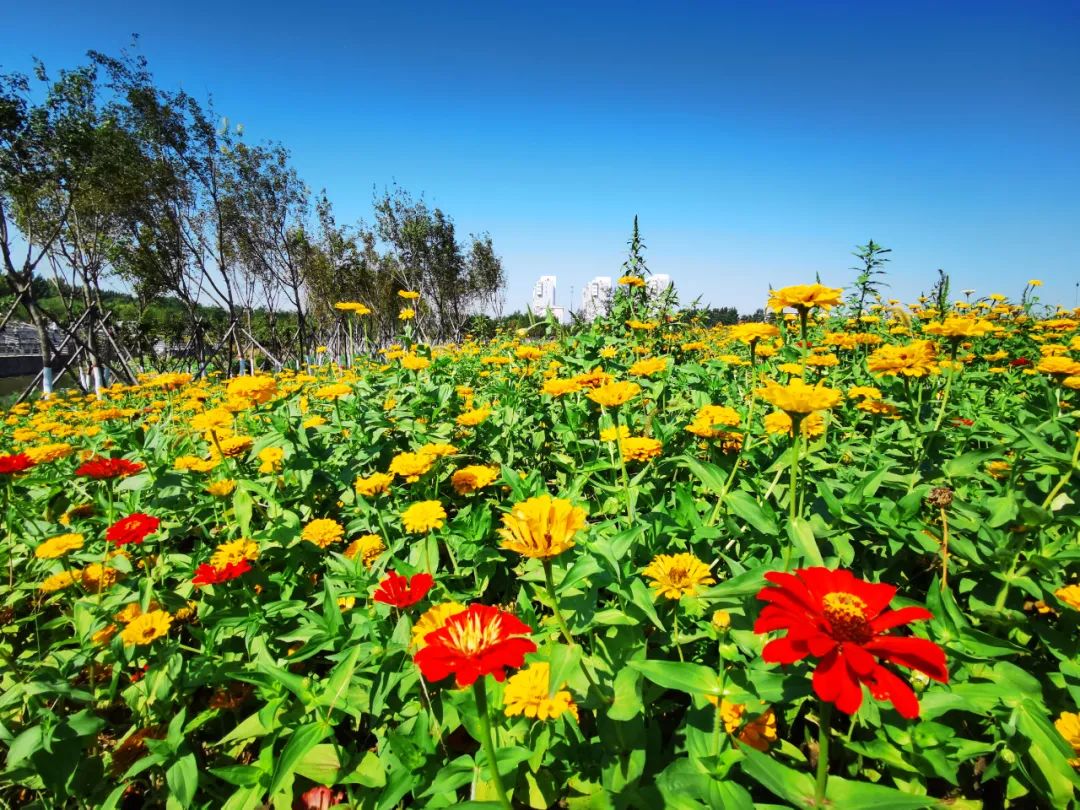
[864,636,948,683]
[871,606,933,633]
[866,665,921,719]
[762,636,810,664]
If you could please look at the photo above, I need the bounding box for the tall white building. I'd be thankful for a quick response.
[647,274,673,296]
[530,275,557,315]
[580,276,613,321]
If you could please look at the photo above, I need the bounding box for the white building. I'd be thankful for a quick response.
[647,274,673,296]
[530,275,557,315]
[580,276,613,321]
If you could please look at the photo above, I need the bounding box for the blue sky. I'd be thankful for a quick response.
[3,1,1079,313]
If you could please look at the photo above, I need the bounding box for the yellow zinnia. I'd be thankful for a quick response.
[587,381,641,408]
[755,379,841,415]
[642,553,715,600]
[401,501,447,533]
[503,662,578,721]
[498,495,586,559]
[121,610,173,646]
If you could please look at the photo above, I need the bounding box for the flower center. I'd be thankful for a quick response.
[821,591,873,643]
[668,566,688,585]
[446,613,502,656]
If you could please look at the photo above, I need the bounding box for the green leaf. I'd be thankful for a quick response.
[787,517,824,566]
[268,722,328,796]
[233,487,254,537]
[727,490,778,536]
[679,455,728,493]
[165,752,199,807]
[608,666,644,721]
[738,745,814,806]
[630,660,722,696]
[943,449,1000,479]
[826,776,934,809]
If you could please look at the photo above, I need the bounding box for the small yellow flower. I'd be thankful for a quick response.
[399,308,416,321]
[120,610,173,646]
[643,553,715,600]
[401,501,447,533]
[389,452,434,482]
[451,465,500,495]
[587,381,641,408]
[210,538,259,568]
[755,379,841,415]
[767,283,843,313]
[686,405,740,438]
[205,479,237,497]
[628,357,668,377]
[226,375,278,404]
[355,472,394,496]
[412,601,465,648]
[314,382,352,400]
[34,533,85,559]
[39,570,79,593]
[542,378,582,397]
[401,354,430,371]
[498,495,586,559]
[618,275,646,288]
[258,446,284,474]
[619,435,662,462]
[343,534,385,567]
[1055,711,1080,766]
[398,290,421,300]
[503,662,578,721]
[599,424,631,442]
[301,519,345,549]
[457,407,492,427]
[1055,584,1080,612]
[81,564,122,592]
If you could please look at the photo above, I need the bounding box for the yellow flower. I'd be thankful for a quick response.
[401,354,430,371]
[729,323,780,344]
[498,495,586,559]
[847,386,882,400]
[923,317,995,340]
[643,553,715,600]
[1037,356,1080,378]
[212,436,253,458]
[412,601,466,648]
[418,443,458,459]
[35,533,84,559]
[81,564,122,592]
[587,381,641,408]
[301,519,345,548]
[755,379,841,415]
[1029,279,1043,287]
[389,452,435,483]
[457,407,492,426]
[335,301,372,315]
[302,415,327,428]
[120,610,173,646]
[1055,711,1080,766]
[258,446,284,474]
[503,662,578,721]
[451,465,499,495]
[190,408,234,433]
[314,382,352,400]
[210,538,259,568]
[542,378,582,397]
[686,405,740,438]
[620,435,662,462]
[867,341,938,377]
[599,347,618,359]
[355,472,394,496]
[401,501,447,533]
[986,460,1010,479]
[92,624,118,645]
[398,290,421,300]
[626,319,658,331]
[711,610,731,631]
[705,699,778,751]
[39,570,79,593]
[226,375,278,404]
[764,410,825,438]
[343,534,385,567]
[599,424,631,442]
[767,283,843,313]
[205,479,237,497]
[618,275,646,288]
[116,601,159,624]
[628,357,669,377]
[516,345,543,361]
[1055,584,1080,611]
[24,442,73,464]
[399,308,416,321]
[857,400,900,419]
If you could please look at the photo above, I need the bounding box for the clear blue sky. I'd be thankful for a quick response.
[3,1,1079,313]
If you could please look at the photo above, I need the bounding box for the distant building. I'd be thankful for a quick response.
[530,275,557,315]
[647,274,673,296]
[580,276,613,321]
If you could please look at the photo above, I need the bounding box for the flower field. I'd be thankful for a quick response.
[4,281,1080,809]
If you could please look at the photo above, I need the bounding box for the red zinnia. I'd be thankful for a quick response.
[193,559,251,586]
[106,513,161,546]
[754,567,948,718]
[0,453,35,475]
[76,457,145,479]
[1010,357,1031,367]
[373,570,434,608]
[413,603,536,687]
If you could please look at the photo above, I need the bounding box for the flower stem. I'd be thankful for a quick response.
[472,678,513,810]
[542,559,603,697]
[784,421,802,571]
[815,700,832,805]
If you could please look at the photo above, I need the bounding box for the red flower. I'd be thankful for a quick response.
[372,570,434,608]
[294,786,344,810]
[0,453,35,475]
[1010,357,1031,367]
[193,559,251,586]
[754,567,948,718]
[951,417,973,427]
[106,513,161,546]
[413,603,536,687]
[76,457,145,479]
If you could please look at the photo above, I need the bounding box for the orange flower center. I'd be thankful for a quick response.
[445,613,503,656]
[821,591,873,644]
